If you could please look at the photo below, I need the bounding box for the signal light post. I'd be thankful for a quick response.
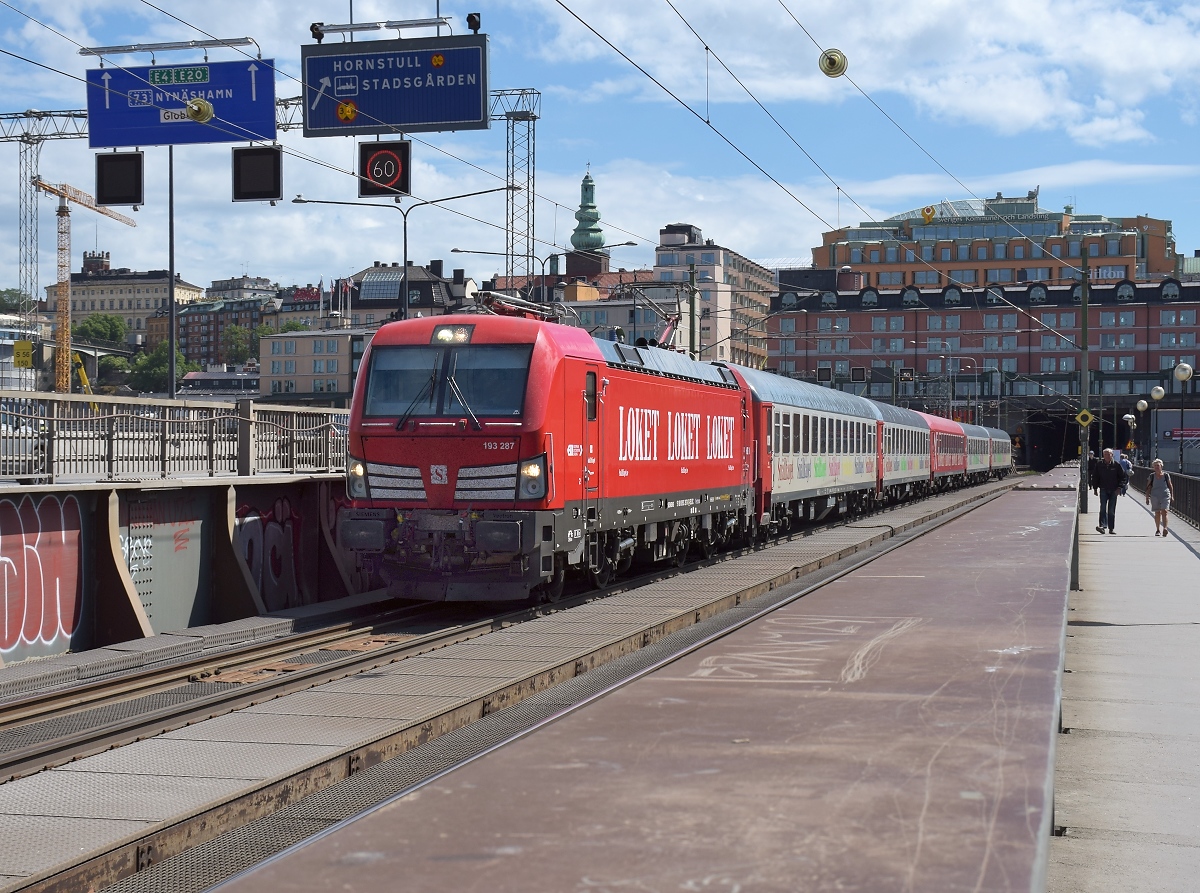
[293,186,516,320]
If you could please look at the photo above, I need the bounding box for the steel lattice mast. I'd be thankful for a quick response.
[489,90,539,292]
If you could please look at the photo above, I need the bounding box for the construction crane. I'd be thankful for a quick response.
[33,178,136,393]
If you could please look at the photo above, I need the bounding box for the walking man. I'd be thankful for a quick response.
[1094,448,1128,534]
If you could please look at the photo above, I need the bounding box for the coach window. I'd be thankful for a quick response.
[773,411,781,453]
[792,414,801,453]
[802,414,810,453]
[782,413,791,454]
[585,372,597,421]
[819,417,827,454]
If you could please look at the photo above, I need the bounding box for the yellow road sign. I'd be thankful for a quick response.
[13,340,32,368]
[1075,409,1094,427]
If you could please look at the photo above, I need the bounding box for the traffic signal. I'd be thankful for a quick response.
[96,152,144,206]
[310,22,324,42]
[231,146,283,202]
[467,13,481,33]
[358,141,411,198]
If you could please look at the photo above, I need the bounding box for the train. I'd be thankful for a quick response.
[337,310,1011,602]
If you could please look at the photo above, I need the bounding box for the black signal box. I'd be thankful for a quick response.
[358,141,411,198]
[96,152,144,206]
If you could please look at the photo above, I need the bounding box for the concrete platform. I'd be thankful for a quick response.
[0,480,1022,893]
[217,475,1076,893]
[1048,486,1200,893]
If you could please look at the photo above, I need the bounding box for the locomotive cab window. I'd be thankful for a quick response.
[364,344,534,419]
[585,372,597,421]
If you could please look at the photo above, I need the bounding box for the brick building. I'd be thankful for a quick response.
[813,190,1177,289]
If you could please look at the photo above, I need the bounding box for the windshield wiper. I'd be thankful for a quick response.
[395,357,440,431]
[446,353,482,430]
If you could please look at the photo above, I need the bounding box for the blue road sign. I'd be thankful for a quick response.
[86,60,277,148]
[301,35,488,137]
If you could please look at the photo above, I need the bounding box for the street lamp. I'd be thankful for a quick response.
[1150,385,1166,461]
[1136,399,1148,463]
[1122,413,1136,461]
[940,355,976,421]
[1174,362,1193,473]
[293,186,516,320]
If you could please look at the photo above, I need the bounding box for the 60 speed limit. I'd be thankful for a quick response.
[358,141,411,198]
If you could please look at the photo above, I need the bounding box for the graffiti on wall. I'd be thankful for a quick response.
[0,494,84,655]
[236,498,305,611]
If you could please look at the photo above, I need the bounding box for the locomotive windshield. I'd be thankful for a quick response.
[364,344,534,419]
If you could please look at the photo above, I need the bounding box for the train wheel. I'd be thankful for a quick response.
[671,522,692,567]
[535,556,566,603]
[694,533,715,559]
[588,558,613,589]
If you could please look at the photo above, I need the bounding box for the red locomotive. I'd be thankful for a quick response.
[338,311,1011,602]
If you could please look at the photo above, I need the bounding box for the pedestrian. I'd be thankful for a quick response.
[1087,450,1100,496]
[1094,448,1127,534]
[1145,459,1175,537]
[1118,453,1132,496]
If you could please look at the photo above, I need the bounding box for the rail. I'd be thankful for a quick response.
[1130,465,1200,529]
[0,390,348,483]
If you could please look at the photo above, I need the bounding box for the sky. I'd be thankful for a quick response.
[3,0,1200,295]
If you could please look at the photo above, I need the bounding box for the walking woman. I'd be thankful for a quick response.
[1145,459,1175,537]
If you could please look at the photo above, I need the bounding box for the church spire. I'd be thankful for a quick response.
[570,171,605,251]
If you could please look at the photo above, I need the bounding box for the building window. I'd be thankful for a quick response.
[871,338,886,352]
[871,316,887,332]
[1068,242,1081,257]
[957,244,970,261]
[284,360,295,374]
[284,341,295,354]
[313,379,325,393]
[780,317,796,334]
[835,360,849,375]
[940,247,951,261]
[327,359,337,372]
[1161,310,1177,325]
[1161,355,1177,370]
[927,315,942,331]
[1120,311,1134,326]
[1118,334,1135,348]
[1059,357,1075,372]
[983,314,999,330]
[313,340,324,354]
[1042,335,1059,350]
[1060,313,1075,328]
[850,248,863,263]
[313,359,325,373]
[1040,357,1056,372]
[1118,356,1136,371]
[927,359,943,374]
[889,316,904,331]
[1002,335,1017,350]
[994,243,1007,260]
[984,335,999,351]
[869,249,880,263]
[1161,333,1178,347]
[1107,239,1120,256]
[1181,310,1196,325]
[949,269,976,283]
[889,338,904,352]
[284,380,296,392]
[886,246,898,262]
[989,269,1013,282]
[1002,357,1017,372]
[270,360,281,374]
[271,380,281,394]
[921,246,934,262]
[1013,244,1025,259]
[1040,313,1057,327]
[943,315,959,330]
[1100,356,1115,371]
[914,270,939,285]
[878,271,903,286]
[928,337,943,350]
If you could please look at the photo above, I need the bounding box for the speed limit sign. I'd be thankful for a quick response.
[358,141,411,198]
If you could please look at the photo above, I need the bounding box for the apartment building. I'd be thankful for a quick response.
[46,251,203,345]
[259,329,373,407]
[813,190,1177,290]
[654,223,773,367]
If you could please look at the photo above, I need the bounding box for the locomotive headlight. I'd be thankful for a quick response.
[347,456,369,499]
[517,455,547,500]
[431,324,474,344]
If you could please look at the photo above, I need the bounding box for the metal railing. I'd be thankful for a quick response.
[1129,465,1199,529]
[0,390,348,483]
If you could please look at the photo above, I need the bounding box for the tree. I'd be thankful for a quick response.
[74,313,128,344]
[251,324,273,359]
[222,324,251,364]
[280,320,310,333]
[96,355,129,384]
[128,342,198,393]
[0,288,22,313]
